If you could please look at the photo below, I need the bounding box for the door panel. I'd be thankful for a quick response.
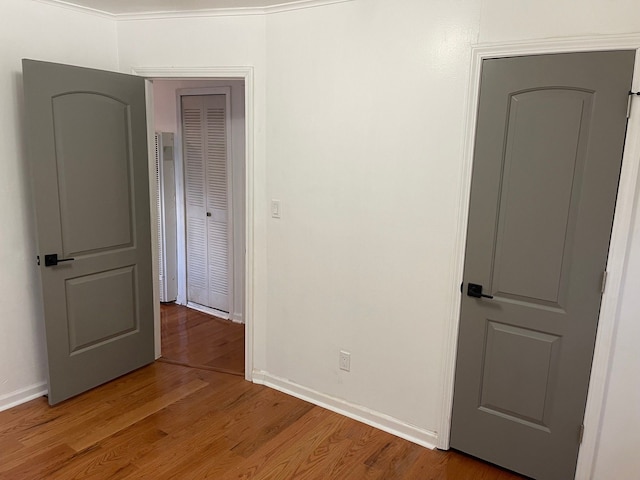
[493,89,591,305]
[184,101,209,307]
[451,51,635,480]
[480,321,561,428]
[53,93,134,255]
[23,60,154,405]
[206,104,230,310]
[66,266,137,353]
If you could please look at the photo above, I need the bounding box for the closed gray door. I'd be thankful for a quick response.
[451,51,635,480]
[23,60,154,405]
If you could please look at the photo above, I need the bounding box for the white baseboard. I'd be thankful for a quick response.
[186,301,229,320]
[186,302,245,324]
[0,382,48,413]
[252,370,438,450]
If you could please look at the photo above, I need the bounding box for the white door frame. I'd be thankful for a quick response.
[177,86,234,319]
[438,34,640,480]
[133,66,255,383]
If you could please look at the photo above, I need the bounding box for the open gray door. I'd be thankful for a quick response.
[451,51,635,480]
[23,60,154,405]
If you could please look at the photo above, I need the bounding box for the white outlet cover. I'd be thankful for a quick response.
[339,350,351,372]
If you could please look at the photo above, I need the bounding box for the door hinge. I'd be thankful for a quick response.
[601,270,608,294]
[579,424,585,444]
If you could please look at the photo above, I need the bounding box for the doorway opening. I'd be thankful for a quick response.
[150,77,248,377]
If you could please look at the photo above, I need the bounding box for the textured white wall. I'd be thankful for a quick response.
[0,0,118,410]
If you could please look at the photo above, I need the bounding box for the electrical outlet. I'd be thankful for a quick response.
[339,350,351,372]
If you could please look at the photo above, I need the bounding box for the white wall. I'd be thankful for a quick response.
[153,79,246,322]
[592,188,640,479]
[265,0,480,434]
[479,0,640,43]
[0,0,118,410]
[117,13,268,364]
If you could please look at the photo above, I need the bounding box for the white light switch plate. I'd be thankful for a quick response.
[271,199,281,218]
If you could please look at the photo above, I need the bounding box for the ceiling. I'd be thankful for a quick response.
[43,0,320,15]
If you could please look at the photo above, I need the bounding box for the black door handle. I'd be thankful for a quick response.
[467,283,494,299]
[44,253,75,267]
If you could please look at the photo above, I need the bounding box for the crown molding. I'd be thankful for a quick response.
[131,65,254,79]
[34,0,353,21]
[34,0,113,19]
[263,0,351,15]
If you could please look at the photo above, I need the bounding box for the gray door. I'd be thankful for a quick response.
[23,60,154,405]
[451,51,635,480]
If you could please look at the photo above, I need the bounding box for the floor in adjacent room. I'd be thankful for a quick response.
[0,304,526,479]
[159,302,245,376]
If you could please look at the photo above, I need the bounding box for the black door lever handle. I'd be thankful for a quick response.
[467,283,494,299]
[44,253,75,267]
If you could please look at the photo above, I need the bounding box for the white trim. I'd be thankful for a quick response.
[34,0,353,21]
[133,66,252,79]
[576,48,640,480]
[33,0,112,19]
[144,80,162,360]
[133,66,255,382]
[116,7,263,21]
[186,301,234,322]
[263,0,351,14]
[0,382,48,412]
[439,34,640,480]
[253,370,438,450]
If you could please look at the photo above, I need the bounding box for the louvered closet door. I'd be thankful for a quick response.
[182,95,230,313]
[154,134,165,300]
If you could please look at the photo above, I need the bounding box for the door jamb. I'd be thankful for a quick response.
[142,79,161,361]
[133,66,255,383]
[439,35,640,480]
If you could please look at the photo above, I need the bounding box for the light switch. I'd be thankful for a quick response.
[271,199,281,219]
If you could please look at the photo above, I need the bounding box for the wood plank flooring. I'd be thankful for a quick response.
[160,302,245,375]
[0,304,527,479]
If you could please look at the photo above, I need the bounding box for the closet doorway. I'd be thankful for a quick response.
[182,91,232,315]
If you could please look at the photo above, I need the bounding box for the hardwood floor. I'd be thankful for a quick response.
[160,302,245,375]
[0,304,527,479]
